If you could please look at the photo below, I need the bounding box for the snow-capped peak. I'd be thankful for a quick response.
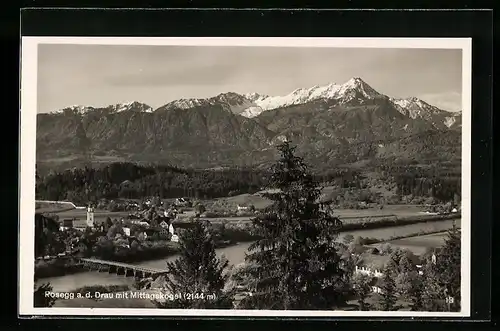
[342,77,381,98]
[110,101,153,113]
[51,101,153,115]
[51,105,95,115]
[244,92,266,101]
[164,98,211,110]
[158,77,389,118]
[51,77,457,131]
[390,96,445,120]
[244,77,383,113]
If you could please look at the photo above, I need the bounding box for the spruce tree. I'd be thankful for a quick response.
[407,272,424,311]
[396,270,423,310]
[238,141,346,310]
[435,225,461,311]
[421,256,446,311]
[34,281,57,307]
[352,273,373,311]
[379,265,397,311]
[155,221,234,309]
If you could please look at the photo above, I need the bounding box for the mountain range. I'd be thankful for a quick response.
[36,77,462,173]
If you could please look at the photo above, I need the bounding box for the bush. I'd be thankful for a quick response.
[380,243,393,255]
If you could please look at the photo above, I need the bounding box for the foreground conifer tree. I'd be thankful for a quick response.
[237,141,346,310]
[155,221,234,309]
[378,265,398,311]
[435,224,461,311]
[34,279,57,307]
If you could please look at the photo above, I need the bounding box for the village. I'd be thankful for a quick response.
[36,191,457,302]
[35,195,261,264]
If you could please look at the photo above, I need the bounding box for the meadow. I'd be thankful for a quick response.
[375,231,451,255]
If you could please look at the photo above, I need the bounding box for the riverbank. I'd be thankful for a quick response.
[35,259,84,279]
[36,213,459,279]
[346,212,459,228]
[205,212,460,239]
[43,226,457,308]
[357,228,454,246]
[35,239,235,279]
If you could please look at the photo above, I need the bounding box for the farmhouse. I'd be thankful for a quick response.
[174,197,191,207]
[354,253,390,279]
[237,204,249,211]
[62,218,74,228]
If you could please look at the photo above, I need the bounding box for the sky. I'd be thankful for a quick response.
[37,44,463,113]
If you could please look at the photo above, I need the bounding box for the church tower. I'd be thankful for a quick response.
[86,205,95,228]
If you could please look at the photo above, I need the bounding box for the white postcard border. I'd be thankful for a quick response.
[19,37,472,317]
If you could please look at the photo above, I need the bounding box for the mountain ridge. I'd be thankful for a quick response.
[45,77,461,127]
[37,77,462,172]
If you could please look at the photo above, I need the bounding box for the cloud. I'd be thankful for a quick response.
[417,91,462,112]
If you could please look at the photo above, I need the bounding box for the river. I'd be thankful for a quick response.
[37,218,460,292]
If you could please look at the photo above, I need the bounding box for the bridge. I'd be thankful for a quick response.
[77,258,167,279]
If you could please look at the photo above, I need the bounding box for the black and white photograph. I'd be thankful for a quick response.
[19,37,471,317]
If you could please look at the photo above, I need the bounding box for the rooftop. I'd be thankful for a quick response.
[358,253,391,271]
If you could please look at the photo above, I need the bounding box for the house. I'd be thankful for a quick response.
[373,278,385,294]
[164,208,178,218]
[123,227,131,237]
[355,265,384,278]
[62,219,74,228]
[174,197,191,207]
[159,220,169,228]
[130,219,150,226]
[86,206,95,227]
[237,205,250,211]
[354,253,390,279]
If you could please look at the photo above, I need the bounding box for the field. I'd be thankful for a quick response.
[210,191,426,217]
[49,208,131,227]
[370,231,450,255]
[210,193,273,210]
[336,205,426,218]
[35,201,78,214]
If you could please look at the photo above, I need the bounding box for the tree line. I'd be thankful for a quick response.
[35,163,267,203]
[36,161,460,206]
[395,174,460,203]
[35,162,367,204]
